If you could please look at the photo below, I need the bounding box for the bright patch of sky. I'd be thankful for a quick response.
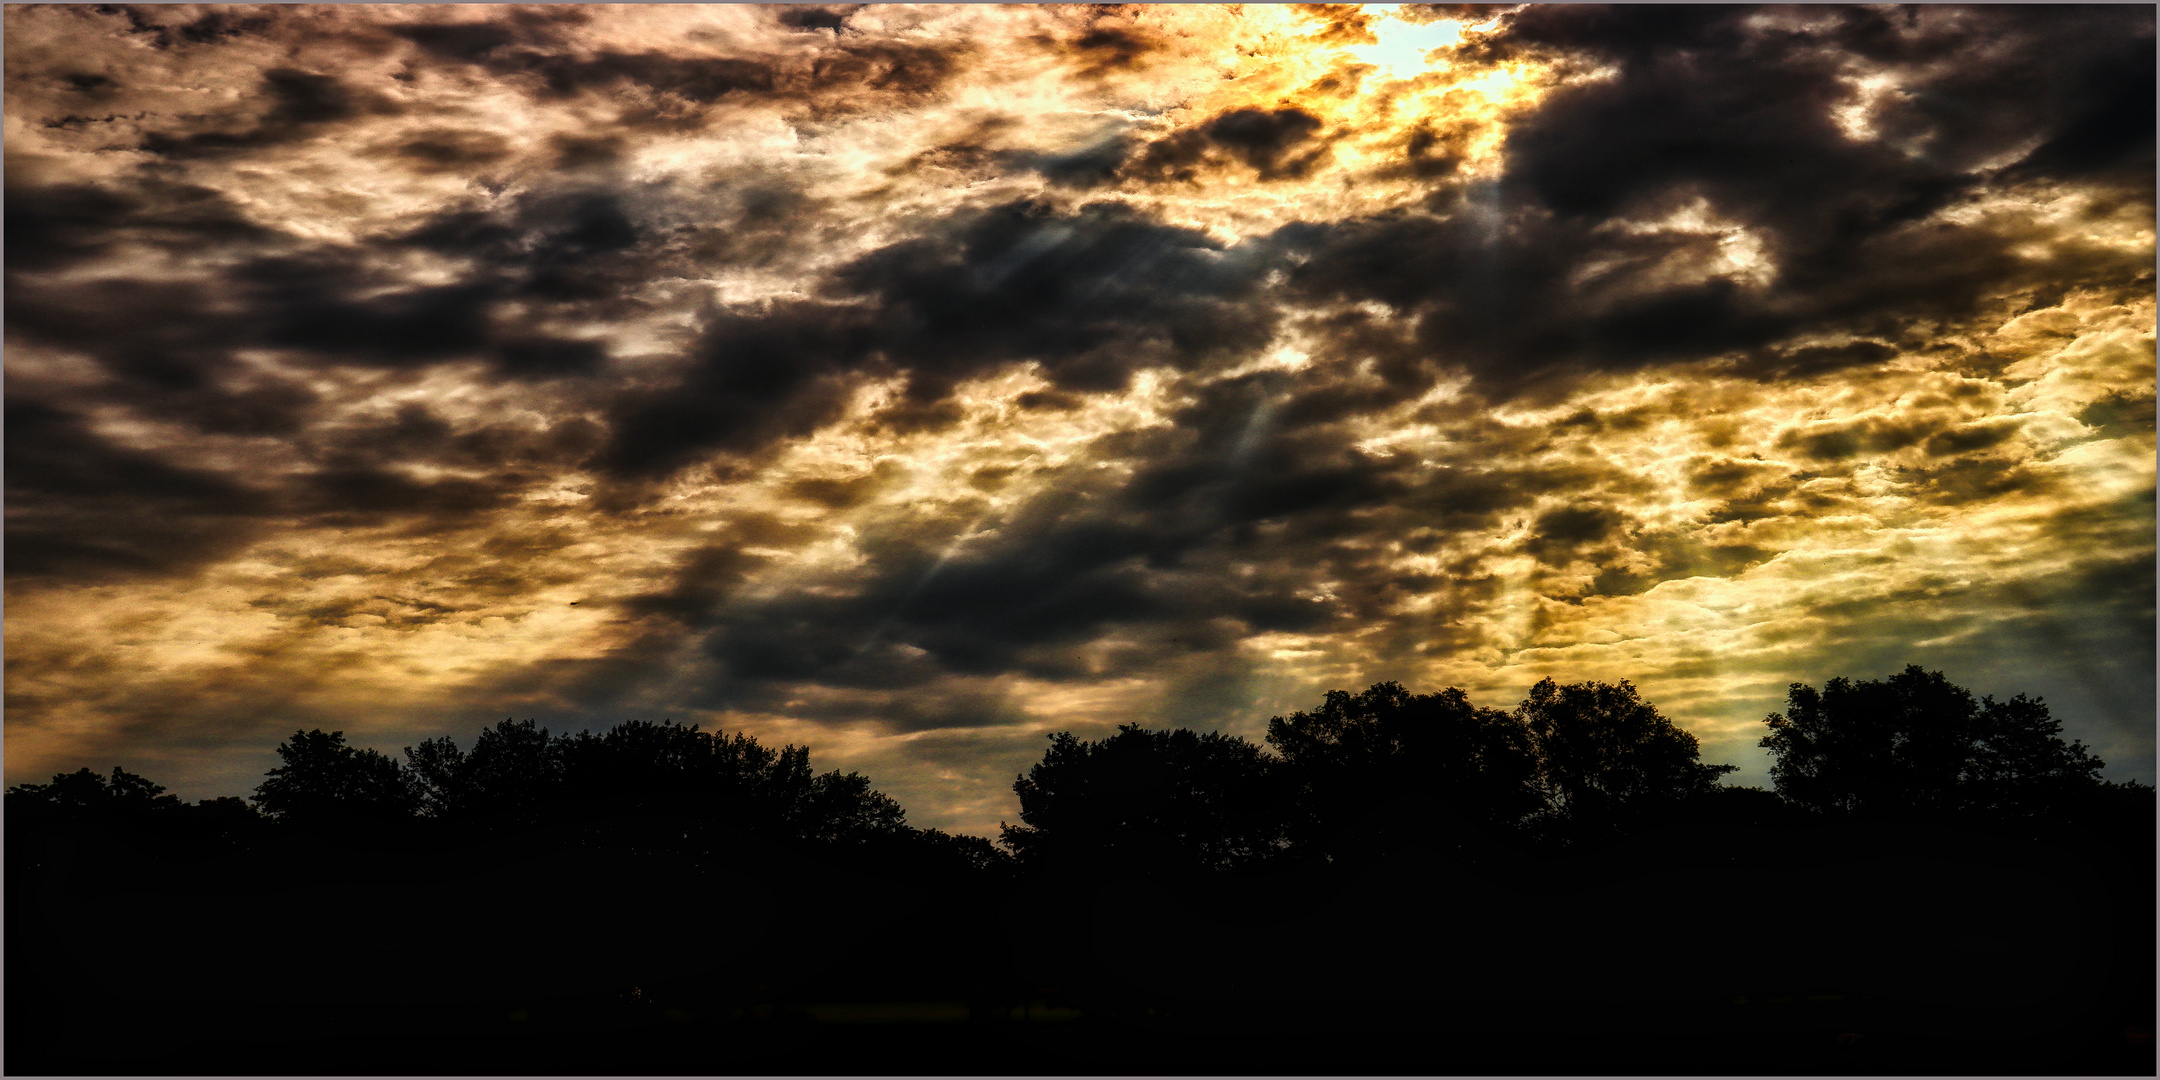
[1345,5,1473,76]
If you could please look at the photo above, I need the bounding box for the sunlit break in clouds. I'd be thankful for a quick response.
[5,3,2153,836]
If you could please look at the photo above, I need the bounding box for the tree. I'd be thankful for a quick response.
[464,718,565,815]
[403,735,468,818]
[798,770,910,844]
[254,729,418,823]
[559,720,796,823]
[7,766,265,851]
[1761,664,2106,820]
[908,828,1017,876]
[1266,681,1544,853]
[1515,678,1736,838]
[1000,724,1295,872]
[6,765,184,825]
[404,718,909,845]
[1962,692,2109,818]
[402,718,568,822]
[545,719,910,846]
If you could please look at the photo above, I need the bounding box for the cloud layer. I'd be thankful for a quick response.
[7,3,2152,833]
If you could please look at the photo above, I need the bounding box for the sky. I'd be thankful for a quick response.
[5,3,2153,837]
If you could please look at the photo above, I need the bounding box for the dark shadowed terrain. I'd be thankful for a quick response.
[9,669,2152,1075]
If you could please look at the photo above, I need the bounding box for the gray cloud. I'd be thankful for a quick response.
[4,4,2149,830]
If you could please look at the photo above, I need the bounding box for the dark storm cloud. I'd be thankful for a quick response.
[1023,100,1344,191]
[1279,189,2137,399]
[1747,340,1899,382]
[3,3,992,467]
[105,4,277,50]
[1586,535,1777,599]
[3,399,277,581]
[292,462,522,524]
[391,128,515,173]
[3,182,643,558]
[1277,208,1737,394]
[1892,454,2055,507]
[1263,3,2157,398]
[1777,414,1935,461]
[7,273,242,393]
[684,525,1342,698]
[4,4,2151,808]
[685,498,1195,690]
[1032,4,1178,81]
[1528,503,1624,550]
[1125,106,1331,183]
[42,0,2122,608]
[140,67,399,159]
[625,366,1644,706]
[2076,391,2157,442]
[8,57,812,594]
[835,200,1276,392]
[1487,5,2152,197]
[774,6,862,35]
[2,172,280,274]
[2,378,593,581]
[839,685,1029,735]
[624,399,1421,701]
[1021,131,1142,189]
[246,264,500,368]
[595,199,1278,477]
[389,7,964,126]
[280,402,608,529]
[7,179,646,420]
[1122,373,1412,528]
[593,298,881,479]
[1686,456,1784,498]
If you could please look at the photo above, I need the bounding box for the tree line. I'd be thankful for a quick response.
[9,663,2152,1074]
[9,664,2140,872]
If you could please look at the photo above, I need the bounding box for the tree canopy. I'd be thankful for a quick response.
[1266,681,1543,851]
[396,717,918,848]
[9,664,2131,877]
[8,765,184,819]
[1517,677,1737,837]
[1004,676,1756,869]
[6,765,262,847]
[1001,724,1296,872]
[254,729,417,824]
[6,665,2150,1075]
[1761,664,2107,820]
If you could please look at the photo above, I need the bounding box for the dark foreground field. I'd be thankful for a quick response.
[11,810,2152,1076]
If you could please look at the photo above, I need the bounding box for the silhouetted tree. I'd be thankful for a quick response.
[6,765,190,827]
[1267,681,1543,856]
[403,719,566,822]
[7,766,266,854]
[797,768,910,843]
[551,720,900,840]
[910,827,1017,875]
[403,734,468,818]
[1516,678,1736,840]
[404,718,916,846]
[1001,724,1294,873]
[464,718,564,815]
[254,729,418,823]
[186,795,266,839]
[1762,664,2106,821]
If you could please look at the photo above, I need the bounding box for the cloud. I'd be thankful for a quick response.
[1124,106,1332,183]
[3,398,278,580]
[594,198,1279,477]
[3,4,2149,833]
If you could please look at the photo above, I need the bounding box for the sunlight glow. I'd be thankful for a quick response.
[1344,6,1467,77]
